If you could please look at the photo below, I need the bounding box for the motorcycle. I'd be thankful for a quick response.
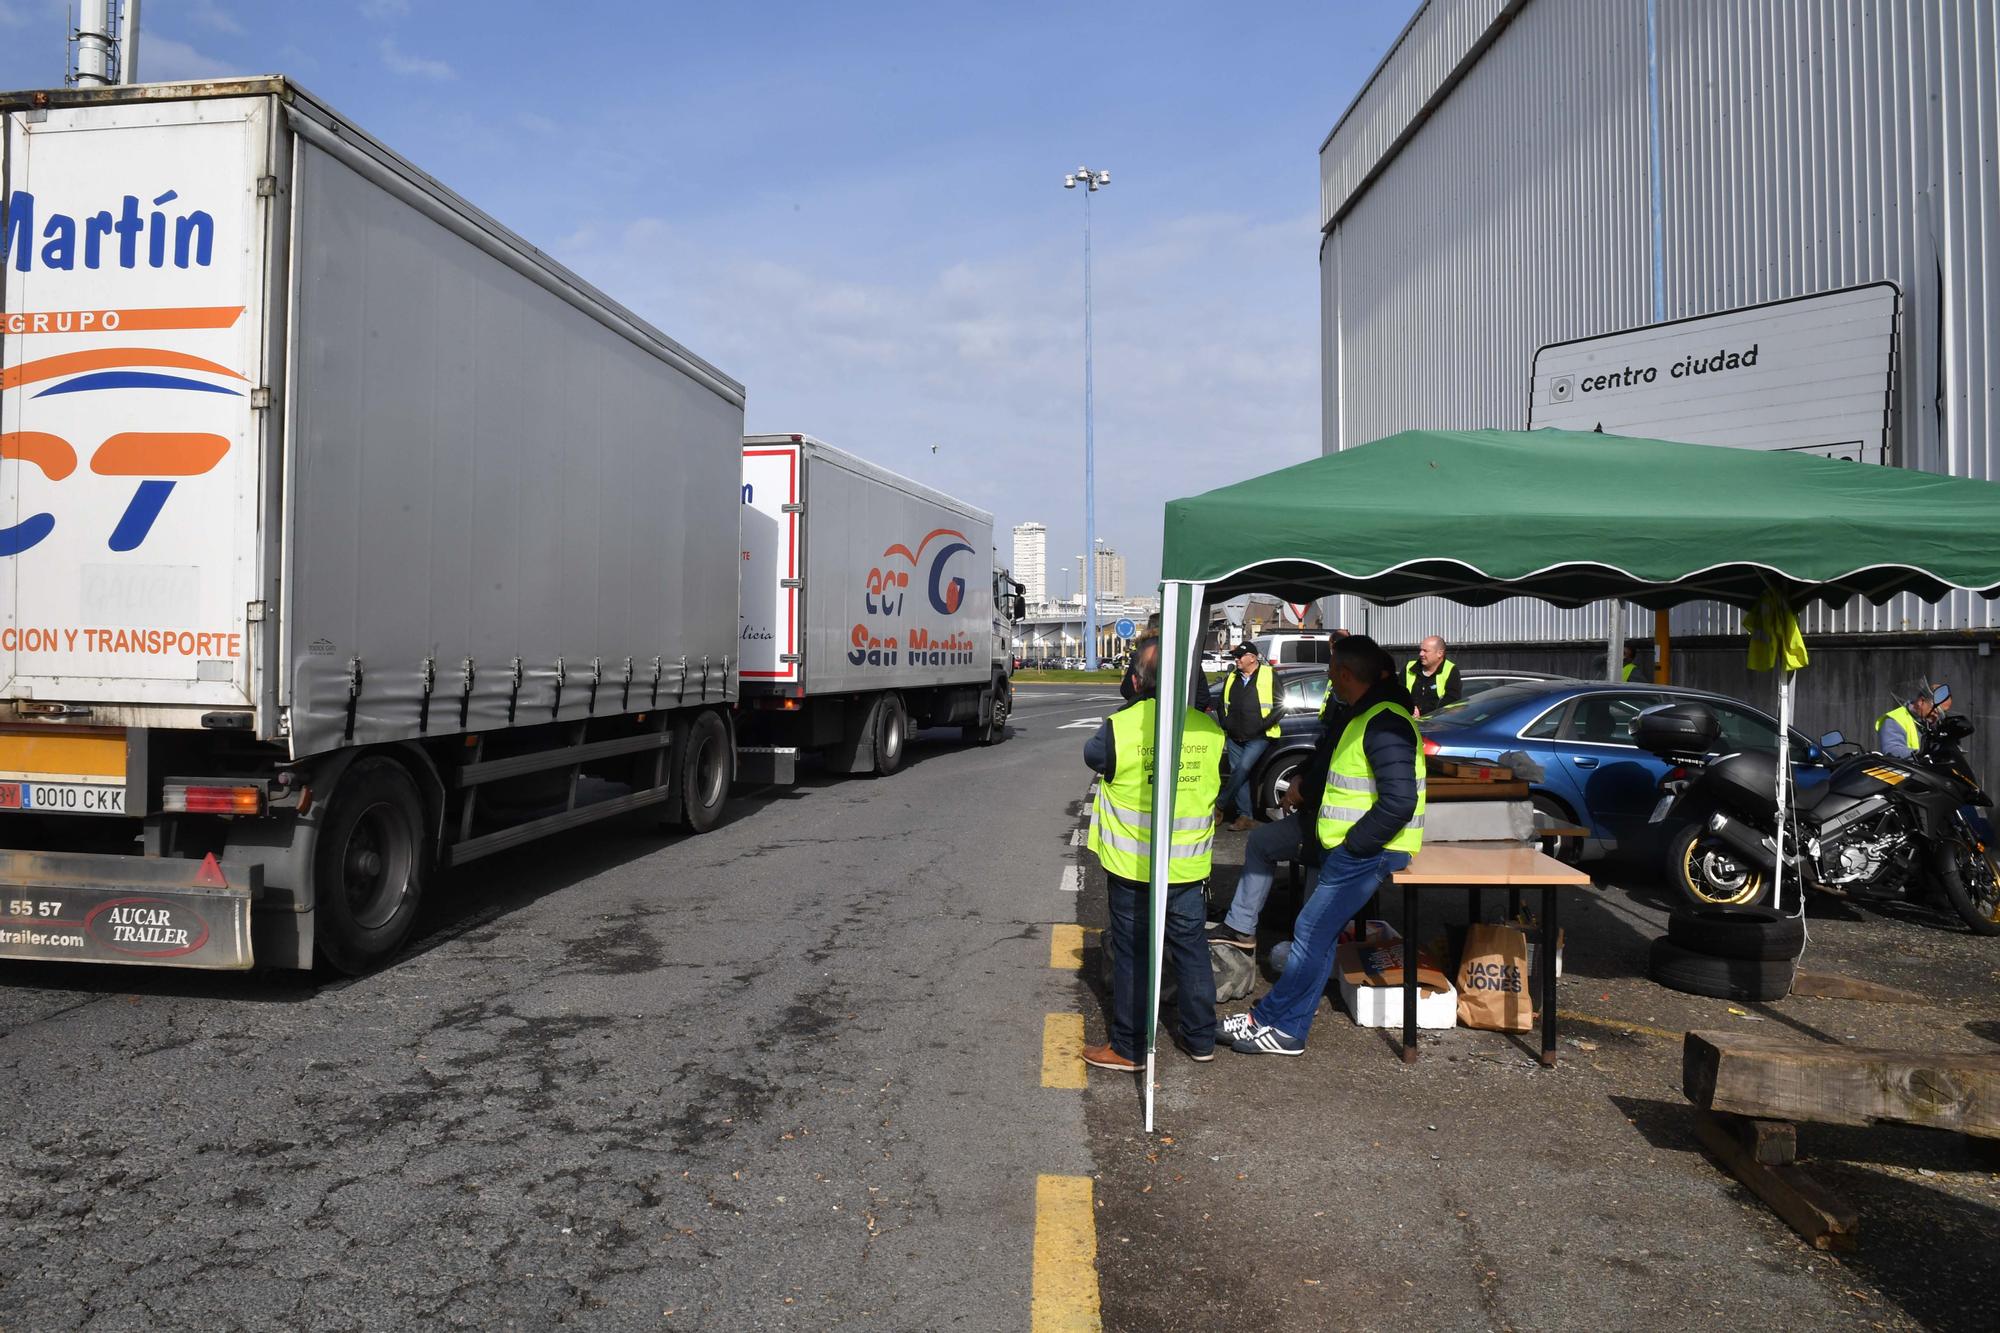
[1637,689,2000,935]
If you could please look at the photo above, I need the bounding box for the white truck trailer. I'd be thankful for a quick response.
[0,79,746,972]
[739,434,1022,775]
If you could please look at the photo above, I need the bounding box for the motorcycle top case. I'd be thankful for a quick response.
[1635,702,1720,758]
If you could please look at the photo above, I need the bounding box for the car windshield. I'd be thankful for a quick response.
[1419,684,1551,731]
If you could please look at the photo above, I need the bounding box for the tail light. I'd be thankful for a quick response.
[163,781,265,815]
[1421,739,1440,757]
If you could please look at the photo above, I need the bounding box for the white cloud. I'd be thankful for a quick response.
[379,36,453,80]
[184,0,244,34]
[138,32,236,81]
[551,209,1321,588]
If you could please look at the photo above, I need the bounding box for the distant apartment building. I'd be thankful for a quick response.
[1094,547,1127,600]
[1011,522,1048,607]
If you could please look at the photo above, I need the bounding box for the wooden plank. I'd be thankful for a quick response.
[1683,1030,2000,1139]
[1690,1109,1857,1251]
[1789,969,1930,1006]
[1393,842,1594,887]
[1710,1110,1798,1165]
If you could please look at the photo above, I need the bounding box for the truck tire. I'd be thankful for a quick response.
[1647,936,1794,1002]
[964,677,1011,746]
[678,710,733,833]
[873,692,908,776]
[313,757,428,975]
[1666,907,1804,961]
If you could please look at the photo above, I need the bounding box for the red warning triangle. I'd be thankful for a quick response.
[195,853,227,888]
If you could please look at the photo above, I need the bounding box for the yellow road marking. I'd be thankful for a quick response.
[1032,1175,1102,1332]
[1042,1013,1086,1088]
[1049,924,1096,969]
[1556,1009,1682,1042]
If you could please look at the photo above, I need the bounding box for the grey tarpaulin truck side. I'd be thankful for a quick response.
[737,434,1023,777]
[0,77,743,972]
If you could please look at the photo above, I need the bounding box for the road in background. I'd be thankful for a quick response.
[0,688,1120,1330]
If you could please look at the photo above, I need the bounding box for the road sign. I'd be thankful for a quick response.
[1113,618,1136,638]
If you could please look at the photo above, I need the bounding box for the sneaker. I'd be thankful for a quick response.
[1205,924,1256,951]
[1173,1033,1216,1063]
[1081,1043,1143,1072]
[1230,1021,1306,1056]
[1218,1011,1256,1040]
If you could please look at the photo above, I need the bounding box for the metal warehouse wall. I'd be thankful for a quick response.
[1321,0,2000,647]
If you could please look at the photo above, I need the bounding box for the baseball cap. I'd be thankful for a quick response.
[1233,642,1258,657]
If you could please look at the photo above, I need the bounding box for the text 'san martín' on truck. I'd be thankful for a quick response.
[0,79,744,973]
[738,435,1023,778]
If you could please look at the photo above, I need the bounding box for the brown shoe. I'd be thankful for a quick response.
[1229,816,1256,832]
[1081,1043,1142,1072]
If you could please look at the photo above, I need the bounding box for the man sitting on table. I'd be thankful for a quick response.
[1223,635,1423,1057]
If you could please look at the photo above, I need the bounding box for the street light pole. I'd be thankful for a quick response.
[1064,165,1109,670]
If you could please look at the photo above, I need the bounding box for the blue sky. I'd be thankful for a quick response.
[0,0,1416,592]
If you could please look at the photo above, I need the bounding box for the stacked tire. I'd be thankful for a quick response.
[1647,907,1802,1003]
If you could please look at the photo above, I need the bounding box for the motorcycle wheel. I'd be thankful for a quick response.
[1668,823,1769,910]
[1932,838,2000,936]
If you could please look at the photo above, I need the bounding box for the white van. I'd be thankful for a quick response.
[1252,633,1336,667]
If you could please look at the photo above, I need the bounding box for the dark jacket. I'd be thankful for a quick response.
[1119,659,1211,710]
[1219,664,1282,742]
[1320,676,1422,859]
[1405,658,1462,716]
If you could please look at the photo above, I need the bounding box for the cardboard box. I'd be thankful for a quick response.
[1336,937,1457,1030]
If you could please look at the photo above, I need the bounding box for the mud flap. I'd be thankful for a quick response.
[0,849,262,969]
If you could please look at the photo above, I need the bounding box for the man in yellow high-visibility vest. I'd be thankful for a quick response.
[1224,635,1423,1057]
[1216,641,1283,832]
[1081,642,1227,1071]
[1875,680,1941,758]
[1405,635,1460,716]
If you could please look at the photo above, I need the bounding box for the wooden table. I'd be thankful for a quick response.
[1389,841,1593,1065]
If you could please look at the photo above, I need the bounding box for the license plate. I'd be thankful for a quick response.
[0,781,126,814]
[1648,794,1675,824]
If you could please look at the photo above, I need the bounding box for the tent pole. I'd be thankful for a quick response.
[1145,581,1202,1132]
[1607,602,1626,682]
[1774,667,1794,917]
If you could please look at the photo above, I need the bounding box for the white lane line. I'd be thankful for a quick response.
[1069,827,1085,847]
[1059,865,1082,893]
[1058,718,1103,730]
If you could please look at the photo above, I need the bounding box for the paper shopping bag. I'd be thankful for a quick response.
[1455,923,1533,1031]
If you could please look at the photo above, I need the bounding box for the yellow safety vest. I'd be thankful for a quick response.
[1875,705,1919,751]
[1317,700,1427,857]
[1405,659,1455,697]
[1089,700,1226,883]
[1221,664,1281,739]
[1622,662,1637,681]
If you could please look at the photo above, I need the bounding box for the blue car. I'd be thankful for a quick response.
[1418,681,1831,863]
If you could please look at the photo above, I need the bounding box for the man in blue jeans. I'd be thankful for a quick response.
[1216,643,1282,832]
[1208,664,1343,951]
[1222,636,1425,1056]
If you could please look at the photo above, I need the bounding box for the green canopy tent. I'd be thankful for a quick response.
[1137,427,2000,1130]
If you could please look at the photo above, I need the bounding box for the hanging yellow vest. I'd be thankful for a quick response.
[1875,705,1919,751]
[1089,700,1226,883]
[1317,700,1427,856]
[1404,659,1455,697]
[1221,663,1281,739]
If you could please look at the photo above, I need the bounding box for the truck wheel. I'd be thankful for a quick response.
[874,693,908,776]
[313,757,428,975]
[678,710,733,833]
[963,677,1011,746]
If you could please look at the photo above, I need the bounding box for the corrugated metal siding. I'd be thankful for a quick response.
[1322,0,2000,647]
[1322,0,1653,645]
[1319,0,1516,227]
[1657,0,1999,636]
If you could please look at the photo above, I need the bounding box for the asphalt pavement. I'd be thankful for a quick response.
[6,684,1998,1332]
[0,685,1124,1332]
